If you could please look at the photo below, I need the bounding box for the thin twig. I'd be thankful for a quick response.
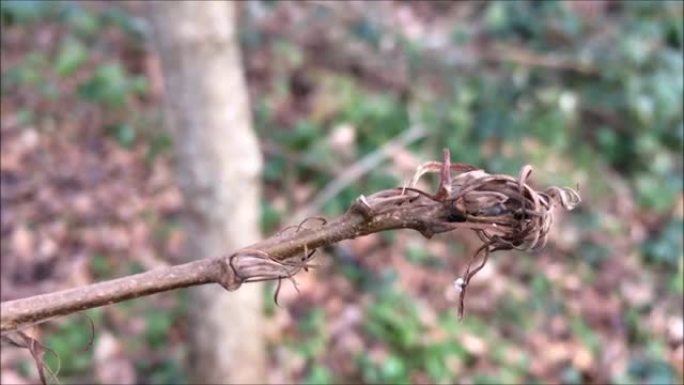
[1,259,221,335]
[293,124,427,221]
[480,45,597,75]
[0,187,435,335]
[1,150,579,335]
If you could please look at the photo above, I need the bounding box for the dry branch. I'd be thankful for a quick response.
[0,189,454,334]
[1,149,580,336]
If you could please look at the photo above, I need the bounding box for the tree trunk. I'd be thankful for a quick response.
[147,2,265,383]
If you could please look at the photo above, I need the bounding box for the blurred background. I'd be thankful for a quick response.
[1,1,682,384]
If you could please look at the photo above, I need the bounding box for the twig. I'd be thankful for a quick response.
[261,140,336,176]
[1,259,219,335]
[480,45,597,75]
[1,187,442,335]
[1,149,579,334]
[293,124,427,222]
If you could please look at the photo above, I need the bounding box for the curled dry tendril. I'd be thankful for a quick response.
[2,313,96,384]
[409,149,581,318]
[2,330,60,385]
[230,215,328,305]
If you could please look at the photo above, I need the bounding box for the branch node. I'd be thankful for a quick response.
[216,258,242,291]
[349,194,374,219]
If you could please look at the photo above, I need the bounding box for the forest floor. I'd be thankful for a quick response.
[1,1,682,384]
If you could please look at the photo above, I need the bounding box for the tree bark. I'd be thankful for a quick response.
[147,2,265,383]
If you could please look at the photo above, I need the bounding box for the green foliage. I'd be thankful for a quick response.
[364,290,422,350]
[105,123,137,148]
[278,120,320,151]
[290,308,328,360]
[44,310,102,377]
[136,359,188,385]
[126,260,146,275]
[89,254,111,280]
[437,0,684,207]
[357,353,409,385]
[16,108,36,126]
[77,63,147,108]
[492,295,531,331]
[54,37,88,77]
[570,317,601,354]
[642,219,684,268]
[260,199,283,235]
[561,366,583,385]
[128,293,188,383]
[1,0,58,25]
[100,6,147,41]
[340,92,409,153]
[580,240,611,269]
[359,289,477,384]
[672,258,684,294]
[1,1,152,157]
[2,52,47,89]
[145,311,173,349]
[404,241,430,266]
[627,355,679,385]
[146,131,174,163]
[302,364,334,385]
[350,18,381,48]
[59,3,99,38]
